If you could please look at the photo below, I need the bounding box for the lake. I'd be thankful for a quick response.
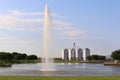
[0,63,120,76]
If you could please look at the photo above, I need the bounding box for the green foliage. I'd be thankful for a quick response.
[26,55,38,60]
[0,52,13,62]
[54,58,62,60]
[111,49,120,60]
[14,54,27,60]
[87,55,106,61]
[99,55,106,60]
[54,59,81,63]
[86,56,92,60]
[12,52,27,60]
[0,52,38,64]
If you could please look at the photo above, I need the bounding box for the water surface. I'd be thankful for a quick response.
[0,63,120,76]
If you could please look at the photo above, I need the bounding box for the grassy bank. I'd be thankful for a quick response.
[0,61,11,67]
[11,59,40,64]
[0,76,120,80]
[54,59,104,63]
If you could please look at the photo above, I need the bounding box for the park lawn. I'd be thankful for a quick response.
[0,76,120,80]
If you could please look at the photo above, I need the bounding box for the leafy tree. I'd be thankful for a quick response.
[12,52,27,60]
[12,52,19,55]
[99,56,106,60]
[0,52,38,63]
[111,49,120,60]
[21,54,27,59]
[0,52,13,62]
[27,55,38,60]
[14,54,22,60]
[87,55,106,61]
[91,55,99,60]
[86,56,92,60]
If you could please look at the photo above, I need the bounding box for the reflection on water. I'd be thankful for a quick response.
[0,63,120,76]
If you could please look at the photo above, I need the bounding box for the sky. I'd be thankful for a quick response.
[0,0,120,57]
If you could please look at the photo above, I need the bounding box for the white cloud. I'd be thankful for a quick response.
[10,10,67,19]
[53,20,73,30]
[10,10,44,16]
[0,10,89,39]
[10,10,22,15]
[5,10,73,32]
[0,14,72,32]
[60,30,88,39]
[0,14,43,31]
[0,15,16,27]
[52,13,67,19]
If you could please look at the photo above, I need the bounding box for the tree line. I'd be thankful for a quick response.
[86,49,120,61]
[0,52,38,63]
[86,55,106,61]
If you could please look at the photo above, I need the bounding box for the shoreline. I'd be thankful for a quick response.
[104,63,120,66]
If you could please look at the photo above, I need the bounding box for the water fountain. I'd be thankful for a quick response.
[41,4,55,71]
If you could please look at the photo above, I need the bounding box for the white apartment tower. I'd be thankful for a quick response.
[62,43,90,61]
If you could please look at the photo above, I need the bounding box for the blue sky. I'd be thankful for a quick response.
[0,0,120,57]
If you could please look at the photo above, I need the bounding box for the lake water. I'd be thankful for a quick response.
[0,63,120,76]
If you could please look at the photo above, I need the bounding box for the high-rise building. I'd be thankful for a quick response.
[85,48,90,57]
[71,48,76,60]
[77,48,83,60]
[62,43,90,61]
[63,49,69,60]
[83,48,90,61]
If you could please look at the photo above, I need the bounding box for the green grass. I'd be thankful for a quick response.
[0,76,120,80]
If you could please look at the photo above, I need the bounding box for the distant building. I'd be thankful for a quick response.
[62,43,91,61]
[85,48,90,57]
[63,49,69,60]
[71,48,76,60]
[83,48,90,61]
[77,48,83,60]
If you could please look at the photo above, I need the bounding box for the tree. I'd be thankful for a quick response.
[91,55,99,60]
[27,55,38,60]
[111,49,120,60]
[99,56,106,60]
[12,52,19,55]
[0,51,38,62]
[12,52,27,60]
[86,56,92,60]
[86,55,106,61]
[0,52,13,62]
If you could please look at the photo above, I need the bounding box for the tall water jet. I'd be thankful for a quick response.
[41,4,54,71]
